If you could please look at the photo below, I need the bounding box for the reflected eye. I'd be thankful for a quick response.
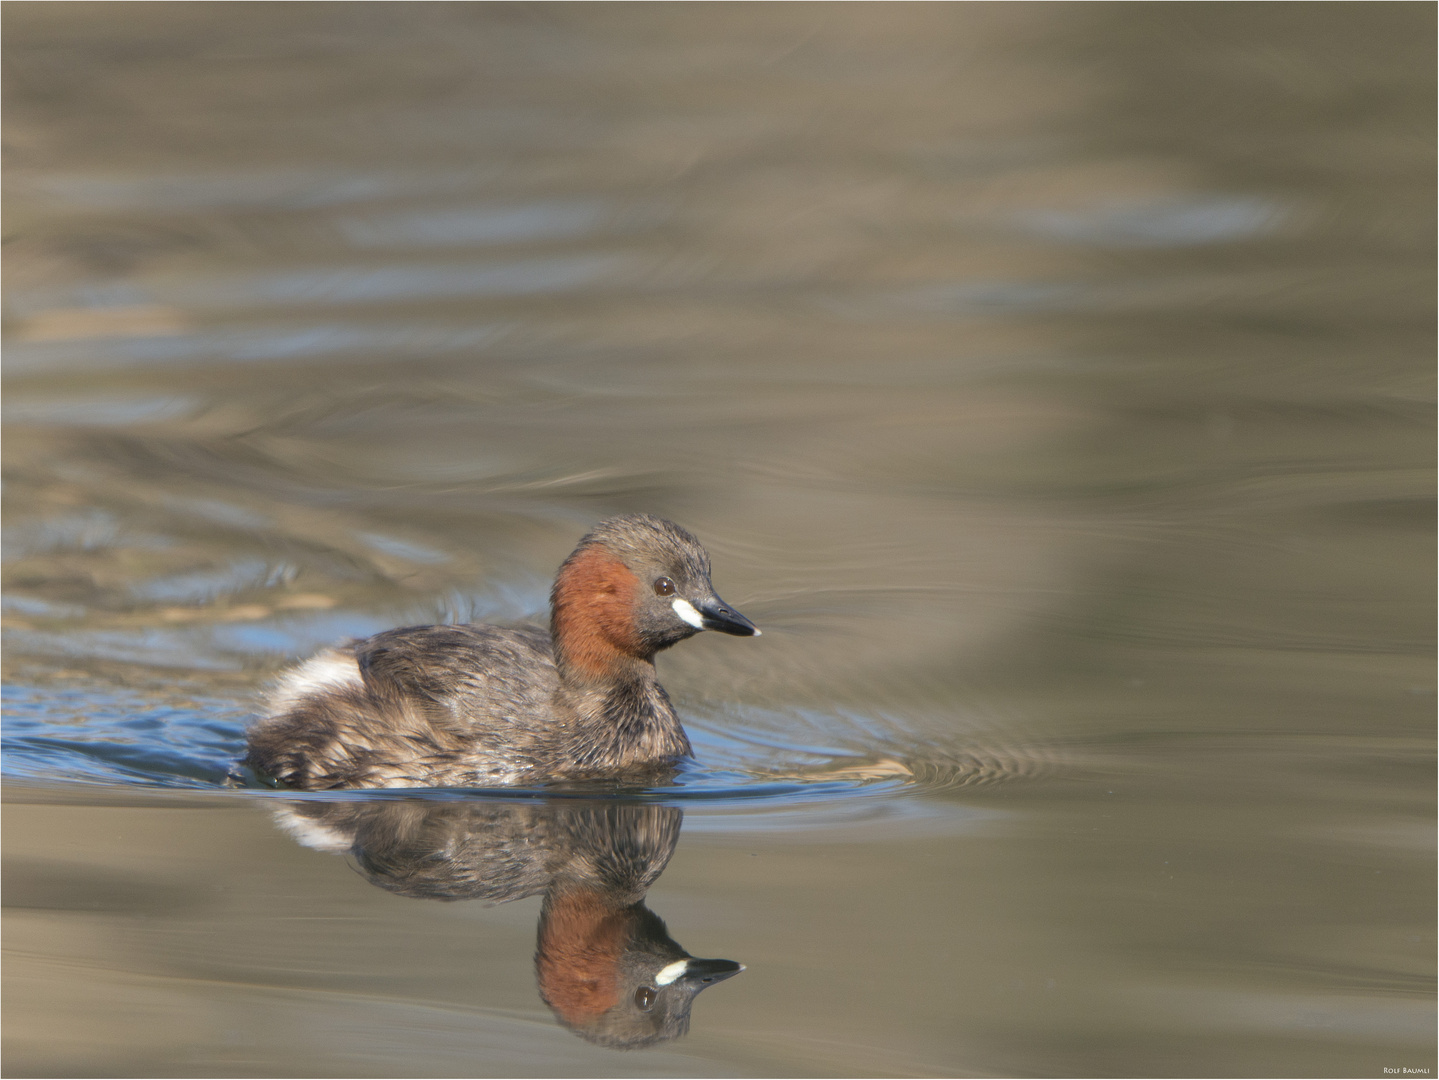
[635,986,657,1010]
[653,577,676,596]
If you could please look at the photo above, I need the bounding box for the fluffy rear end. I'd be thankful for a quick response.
[246,648,458,789]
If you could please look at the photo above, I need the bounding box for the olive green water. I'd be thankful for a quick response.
[3,4,1434,1076]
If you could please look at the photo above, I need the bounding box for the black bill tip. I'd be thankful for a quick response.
[680,957,745,986]
[697,595,760,636]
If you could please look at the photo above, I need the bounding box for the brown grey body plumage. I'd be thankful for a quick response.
[244,515,759,790]
[271,798,741,1046]
[272,798,682,903]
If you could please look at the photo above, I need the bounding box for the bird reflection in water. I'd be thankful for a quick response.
[273,799,743,1048]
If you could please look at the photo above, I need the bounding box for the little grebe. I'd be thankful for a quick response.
[244,514,759,789]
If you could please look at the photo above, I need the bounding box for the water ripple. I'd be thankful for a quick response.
[1,682,1056,809]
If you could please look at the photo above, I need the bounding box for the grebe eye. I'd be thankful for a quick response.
[653,577,675,596]
[635,986,657,1010]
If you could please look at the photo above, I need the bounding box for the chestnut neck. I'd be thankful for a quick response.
[536,886,633,1022]
[550,544,656,687]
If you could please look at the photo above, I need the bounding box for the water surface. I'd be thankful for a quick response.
[4,5,1434,1076]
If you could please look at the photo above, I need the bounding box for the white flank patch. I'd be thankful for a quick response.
[266,649,363,715]
[671,597,705,628]
[654,959,689,987]
[272,807,356,853]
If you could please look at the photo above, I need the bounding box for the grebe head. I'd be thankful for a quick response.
[550,515,758,678]
[537,890,744,1048]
